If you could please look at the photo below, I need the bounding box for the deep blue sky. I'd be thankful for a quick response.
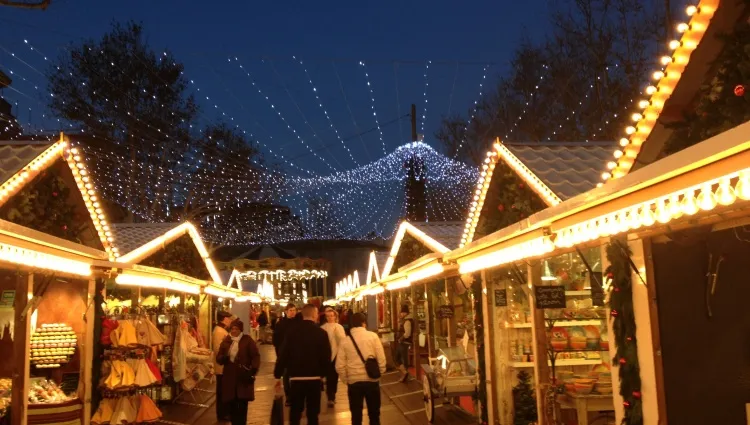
[0,0,549,176]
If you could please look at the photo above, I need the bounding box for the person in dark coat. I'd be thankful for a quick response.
[217,319,261,425]
[274,304,331,425]
[272,303,299,403]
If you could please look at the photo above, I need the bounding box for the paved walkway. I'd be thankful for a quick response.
[159,343,476,425]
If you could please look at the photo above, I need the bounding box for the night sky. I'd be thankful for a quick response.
[0,0,549,176]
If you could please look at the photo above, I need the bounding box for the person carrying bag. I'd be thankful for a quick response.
[216,319,261,425]
[336,313,386,425]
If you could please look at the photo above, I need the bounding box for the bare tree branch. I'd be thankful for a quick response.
[0,0,50,10]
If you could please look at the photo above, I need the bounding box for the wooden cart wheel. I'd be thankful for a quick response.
[422,374,435,423]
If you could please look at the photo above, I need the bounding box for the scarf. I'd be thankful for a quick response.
[229,335,242,362]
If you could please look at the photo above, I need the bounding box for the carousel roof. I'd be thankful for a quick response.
[235,244,297,260]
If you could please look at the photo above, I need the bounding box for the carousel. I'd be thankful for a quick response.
[220,245,329,305]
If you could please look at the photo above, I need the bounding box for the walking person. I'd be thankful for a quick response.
[395,305,414,383]
[336,313,386,425]
[272,303,299,404]
[274,304,331,425]
[257,309,268,344]
[212,310,234,421]
[216,319,261,425]
[320,307,346,408]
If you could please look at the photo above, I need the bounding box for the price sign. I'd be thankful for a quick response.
[437,305,454,319]
[494,289,507,307]
[534,285,566,309]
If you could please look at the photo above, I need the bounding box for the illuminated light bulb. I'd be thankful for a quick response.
[667,194,683,220]
[596,182,603,188]
[715,178,736,206]
[676,22,690,33]
[685,5,697,16]
[601,172,611,180]
[70,148,79,155]
[607,161,617,170]
[625,126,636,135]
[735,170,750,200]
[652,71,665,80]
[660,56,673,65]
[613,150,623,159]
[616,211,630,233]
[681,190,699,215]
[640,203,656,227]
[632,113,643,121]
[696,184,717,210]
[620,138,630,147]
[646,86,658,95]
[668,40,682,50]
[629,206,642,229]
[655,198,671,224]
[639,100,651,109]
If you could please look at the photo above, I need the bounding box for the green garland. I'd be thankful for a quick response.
[141,234,210,280]
[471,276,488,425]
[605,242,643,425]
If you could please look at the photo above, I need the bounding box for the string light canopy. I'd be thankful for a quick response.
[600,1,717,183]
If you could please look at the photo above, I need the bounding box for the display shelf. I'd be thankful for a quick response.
[508,319,601,328]
[510,359,602,368]
[565,290,592,296]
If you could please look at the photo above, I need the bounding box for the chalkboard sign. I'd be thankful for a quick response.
[59,372,80,396]
[494,289,507,307]
[590,271,605,306]
[534,285,566,309]
[437,305,454,319]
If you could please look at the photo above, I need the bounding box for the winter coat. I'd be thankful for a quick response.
[216,334,261,403]
[273,320,331,379]
[320,322,346,361]
[335,326,386,385]
[272,317,299,354]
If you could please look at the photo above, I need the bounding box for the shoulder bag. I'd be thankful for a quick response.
[349,334,381,379]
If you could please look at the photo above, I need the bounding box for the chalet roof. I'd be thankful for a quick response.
[410,221,465,251]
[504,142,617,201]
[109,222,183,256]
[0,141,54,186]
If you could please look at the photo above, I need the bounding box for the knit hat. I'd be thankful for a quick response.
[217,310,232,320]
[400,305,410,314]
[229,319,244,332]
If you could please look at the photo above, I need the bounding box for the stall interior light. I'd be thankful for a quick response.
[385,277,411,291]
[458,236,555,274]
[115,273,201,294]
[555,168,750,248]
[205,285,237,299]
[363,285,385,296]
[406,262,444,284]
[0,242,91,276]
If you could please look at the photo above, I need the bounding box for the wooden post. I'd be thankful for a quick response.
[81,278,96,423]
[410,285,419,379]
[425,282,435,357]
[528,261,551,425]
[480,269,497,425]
[641,238,667,423]
[446,277,456,347]
[11,272,33,425]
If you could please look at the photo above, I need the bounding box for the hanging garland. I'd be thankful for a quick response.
[605,241,643,425]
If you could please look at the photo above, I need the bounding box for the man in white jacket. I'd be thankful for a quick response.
[320,307,346,407]
[335,313,386,425]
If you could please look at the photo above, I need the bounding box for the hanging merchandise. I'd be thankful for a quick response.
[30,323,77,369]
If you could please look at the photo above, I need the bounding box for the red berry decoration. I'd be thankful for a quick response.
[611,310,619,317]
[52,192,58,197]
[735,84,745,97]
[607,272,614,279]
[614,287,620,292]
[619,357,627,365]
[623,401,631,408]
[62,225,67,230]
[626,336,633,342]
[518,183,524,189]
[633,391,642,399]
[497,204,505,212]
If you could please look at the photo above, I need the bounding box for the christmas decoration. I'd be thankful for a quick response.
[665,19,750,154]
[605,241,643,425]
[512,370,538,425]
[471,276,488,424]
[0,170,80,243]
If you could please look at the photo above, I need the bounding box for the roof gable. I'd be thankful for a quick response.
[0,136,117,259]
[114,221,223,286]
[598,0,726,182]
[381,221,457,278]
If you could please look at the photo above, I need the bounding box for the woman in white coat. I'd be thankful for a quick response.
[320,307,346,407]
